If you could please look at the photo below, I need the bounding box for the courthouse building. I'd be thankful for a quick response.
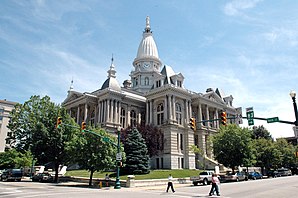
[0,99,17,152]
[62,17,239,169]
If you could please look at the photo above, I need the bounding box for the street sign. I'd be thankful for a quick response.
[246,107,254,126]
[246,111,254,119]
[267,117,279,123]
[116,153,122,160]
[248,119,254,126]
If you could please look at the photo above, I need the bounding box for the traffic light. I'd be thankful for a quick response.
[117,161,122,167]
[189,117,196,131]
[81,121,86,132]
[56,117,62,129]
[221,112,227,126]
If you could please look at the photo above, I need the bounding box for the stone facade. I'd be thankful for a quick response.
[0,99,17,152]
[62,17,239,169]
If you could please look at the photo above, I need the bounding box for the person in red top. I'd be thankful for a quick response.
[209,173,220,196]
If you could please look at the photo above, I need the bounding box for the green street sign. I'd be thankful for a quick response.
[246,111,254,119]
[267,117,279,123]
[248,119,254,126]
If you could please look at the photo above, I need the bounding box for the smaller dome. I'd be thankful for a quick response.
[101,78,121,91]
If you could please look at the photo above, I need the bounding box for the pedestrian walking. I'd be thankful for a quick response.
[105,174,110,187]
[166,174,175,193]
[209,173,220,196]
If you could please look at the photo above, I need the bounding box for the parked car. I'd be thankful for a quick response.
[0,169,22,182]
[222,171,247,182]
[190,170,214,186]
[32,172,53,182]
[267,170,278,178]
[276,168,292,177]
[248,172,263,180]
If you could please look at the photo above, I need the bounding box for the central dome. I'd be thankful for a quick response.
[136,32,159,59]
[135,16,159,61]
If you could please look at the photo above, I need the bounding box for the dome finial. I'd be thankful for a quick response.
[68,78,74,92]
[108,55,116,78]
[145,16,151,33]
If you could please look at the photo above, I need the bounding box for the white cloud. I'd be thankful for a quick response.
[223,0,262,16]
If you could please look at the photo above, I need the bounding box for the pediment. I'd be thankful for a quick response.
[203,92,225,104]
[62,91,84,104]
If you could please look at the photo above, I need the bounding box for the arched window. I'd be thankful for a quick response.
[130,110,137,127]
[120,108,126,128]
[157,103,164,125]
[145,77,149,85]
[176,103,182,125]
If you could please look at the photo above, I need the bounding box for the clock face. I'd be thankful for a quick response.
[143,62,150,68]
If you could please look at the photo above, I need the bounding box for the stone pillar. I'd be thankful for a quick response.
[198,104,202,128]
[84,104,88,122]
[146,101,149,125]
[77,106,80,124]
[206,105,209,127]
[150,100,153,124]
[172,95,176,122]
[169,95,172,120]
[106,99,110,122]
[164,97,168,122]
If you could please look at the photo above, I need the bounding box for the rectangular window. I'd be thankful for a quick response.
[180,134,183,150]
[161,158,164,169]
[181,158,184,169]
[156,158,160,169]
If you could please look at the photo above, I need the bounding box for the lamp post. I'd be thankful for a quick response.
[114,126,121,189]
[290,91,298,126]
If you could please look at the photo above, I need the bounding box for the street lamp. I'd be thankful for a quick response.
[289,90,298,126]
[114,126,121,189]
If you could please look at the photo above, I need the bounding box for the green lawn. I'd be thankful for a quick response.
[65,169,200,180]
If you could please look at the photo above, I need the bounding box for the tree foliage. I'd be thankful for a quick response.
[7,95,76,182]
[253,138,281,171]
[212,124,255,172]
[67,126,121,186]
[124,127,150,174]
[252,125,272,140]
[121,124,164,157]
[0,149,33,169]
[275,138,296,168]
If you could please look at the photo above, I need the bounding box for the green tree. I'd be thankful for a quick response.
[190,145,206,169]
[212,124,254,173]
[253,138,281,173]
[275,138,296,168]
[124,127,150,174]
[252,125,272,140]
[0,149,33,169]
[7,95,76,182]
[121,124,164,157]
[67,126,120,186]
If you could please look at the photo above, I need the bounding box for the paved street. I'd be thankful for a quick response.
[0,175,297,198]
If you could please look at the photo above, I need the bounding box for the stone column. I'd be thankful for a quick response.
[215,109,219,128]
[150,100,153,124]
[206,105,209,127]
[77,106,80,124]
[198,104,202,128]
[106,99,110,122]
[164,97,168,122]
[146,101,149,125]
[84,103,88,122]
[169,95,172,120]
[172,95,176,122]
[127,105,131,127]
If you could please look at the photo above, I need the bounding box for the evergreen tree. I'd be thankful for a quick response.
[124,127,150,174]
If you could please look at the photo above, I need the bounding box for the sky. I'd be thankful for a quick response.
[1,0,298,139]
